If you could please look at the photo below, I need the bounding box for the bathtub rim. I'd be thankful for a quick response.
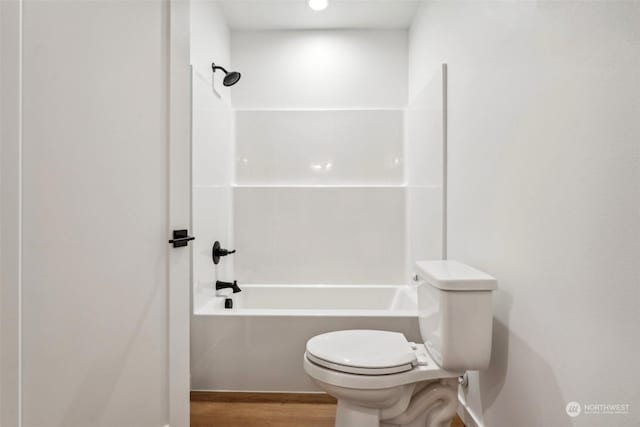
[194,283,418,317]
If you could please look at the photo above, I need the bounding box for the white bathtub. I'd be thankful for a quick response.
[195,284,418,316]
[191,284,421,392]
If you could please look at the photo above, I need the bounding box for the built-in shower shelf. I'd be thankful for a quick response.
[233,107,406,112]
[232,184,407,188]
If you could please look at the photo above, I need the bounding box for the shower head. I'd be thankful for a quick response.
[212,62,242,87]
[223,71,241,87]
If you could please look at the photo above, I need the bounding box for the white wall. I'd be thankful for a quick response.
[190,1,234,310]
[409,2,640,426]
[14,1,170,426]
[231,30,407,108]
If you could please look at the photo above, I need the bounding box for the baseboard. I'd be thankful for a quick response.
[190,391,337,404]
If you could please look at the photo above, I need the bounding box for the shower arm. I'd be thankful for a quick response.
[211,63,228,74]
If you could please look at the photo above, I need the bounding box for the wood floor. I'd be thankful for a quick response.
[191,401,336,427]
[191,392,465,427]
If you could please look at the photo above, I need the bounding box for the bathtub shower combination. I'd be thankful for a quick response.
[190,11,447,394]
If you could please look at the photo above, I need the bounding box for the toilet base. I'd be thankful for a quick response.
[335,400,380,427]
[303,353,460,427]
[323,378,458,427]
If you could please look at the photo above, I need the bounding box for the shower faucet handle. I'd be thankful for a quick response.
[212,241,236,265]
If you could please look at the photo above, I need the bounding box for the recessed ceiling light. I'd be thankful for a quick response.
[308,0,328,11]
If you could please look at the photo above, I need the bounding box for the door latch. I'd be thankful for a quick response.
[168,229,195,248]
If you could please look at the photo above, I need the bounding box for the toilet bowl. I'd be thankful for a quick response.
[303,260,497,427]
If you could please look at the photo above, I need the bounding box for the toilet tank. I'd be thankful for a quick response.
[415,260,497,371]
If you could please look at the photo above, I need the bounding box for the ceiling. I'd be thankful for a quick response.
[218,0,421,31]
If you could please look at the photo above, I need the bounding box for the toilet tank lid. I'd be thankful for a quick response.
[415,260,497,291]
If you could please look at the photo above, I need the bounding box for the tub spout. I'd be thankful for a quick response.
[216,280,242,293]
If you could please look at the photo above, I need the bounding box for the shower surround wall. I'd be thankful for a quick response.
[231,30,410,286]
[190,1,234,309]
[234,110,406,284]
[406,71,446,272]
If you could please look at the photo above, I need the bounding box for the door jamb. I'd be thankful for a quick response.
[168,0,192,426]
[1,1,23,426]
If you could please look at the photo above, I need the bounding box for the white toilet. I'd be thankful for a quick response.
[303,260,497,427]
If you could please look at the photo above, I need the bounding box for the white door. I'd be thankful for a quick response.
[168,0,192,426]
[0,1,192,426]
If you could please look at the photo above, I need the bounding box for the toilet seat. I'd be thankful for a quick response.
[306,352,413,375]
[304,350,461,391]
[306,330,416,375]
